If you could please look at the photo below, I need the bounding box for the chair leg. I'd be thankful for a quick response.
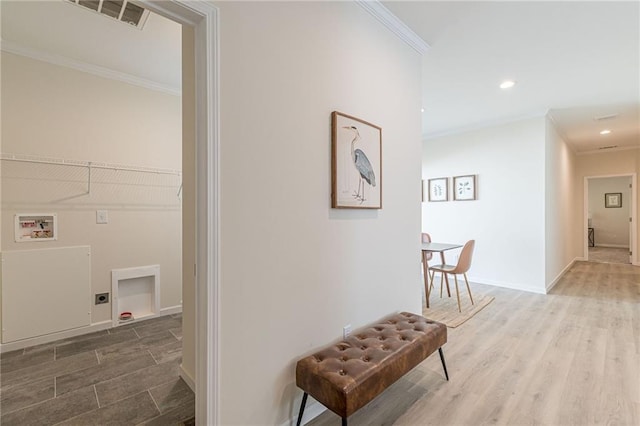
[342,417,348,426]
[453,274,461,313]
[423,269,430,309]
[439,272,444,298]
[443,272,451,297]
[464,273,474,305]
[438,347,449,381]
[296,392,308,426]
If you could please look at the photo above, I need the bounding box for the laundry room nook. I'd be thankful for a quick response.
[0,45,183,350]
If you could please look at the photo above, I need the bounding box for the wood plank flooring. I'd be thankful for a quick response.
[0,314,193,425]
[308,261,640,425]
[589,246,630,264]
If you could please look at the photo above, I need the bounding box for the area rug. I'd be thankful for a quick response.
[422,293,494,328]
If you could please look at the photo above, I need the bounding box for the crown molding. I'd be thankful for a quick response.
[546,112,578,155]
[356,1,430,55]
[422,109,549,141]
[1,39,181,96]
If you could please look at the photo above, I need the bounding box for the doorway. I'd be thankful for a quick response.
[584,174,636,264]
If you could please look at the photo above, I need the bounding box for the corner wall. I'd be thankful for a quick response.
[215,2,423,424]
[180,25,196,384]
[422,117,547,293]
[544,117,581,290]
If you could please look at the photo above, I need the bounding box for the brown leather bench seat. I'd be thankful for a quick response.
[295,312,448,425]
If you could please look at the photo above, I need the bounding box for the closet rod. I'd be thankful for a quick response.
[0,153,181,176]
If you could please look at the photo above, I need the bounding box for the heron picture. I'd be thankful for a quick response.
[331,111,382,209]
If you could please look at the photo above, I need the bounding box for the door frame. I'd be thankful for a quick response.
[136,1,219,424]
[583,173,637,265]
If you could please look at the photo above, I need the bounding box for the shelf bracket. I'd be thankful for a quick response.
[88,162,92,194]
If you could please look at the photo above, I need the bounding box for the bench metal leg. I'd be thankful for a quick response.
[438,347,449,381]
[342,417,347,426]
[296,392,308,426]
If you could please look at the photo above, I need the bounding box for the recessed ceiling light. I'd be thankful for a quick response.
[499,80,516,89]
[421,108,425,113]
[600,129,611,135]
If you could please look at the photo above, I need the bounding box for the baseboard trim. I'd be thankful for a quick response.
[546,257,579,293]
[0,320,112,353]
[280,395,326,426]
[461,276,546,295]
[594,244,630,249]
[161,305,183,316]
[1,307,182,353]
[180,364,196,392]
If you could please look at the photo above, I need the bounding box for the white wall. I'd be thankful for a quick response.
[214,2,422,424]
[422,117,547,293]
[1,53,182,327]
[588,176,632,247]
[545,117,581,289]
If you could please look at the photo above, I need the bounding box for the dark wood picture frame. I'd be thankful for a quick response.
[331,111,382,209]
[604,192,622,208]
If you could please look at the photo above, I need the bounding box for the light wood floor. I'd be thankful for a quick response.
[589,246,631,264]
[308,261,640,425]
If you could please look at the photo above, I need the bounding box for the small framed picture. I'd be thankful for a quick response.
[605,192,622,208]
[453,175,476,201]
[427,177,448,202]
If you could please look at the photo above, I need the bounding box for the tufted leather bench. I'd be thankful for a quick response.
[295,312,448,425]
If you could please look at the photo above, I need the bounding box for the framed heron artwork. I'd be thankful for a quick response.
[331,111,382,209]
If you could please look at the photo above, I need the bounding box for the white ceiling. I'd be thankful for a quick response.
[0,0,181,91]
[2,1,638,153]
[383,0,640,152]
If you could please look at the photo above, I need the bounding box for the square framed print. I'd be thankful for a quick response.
[331,111,382,209]
[605,192,622,208]
[453,175,476,201]
[427,177,448,202]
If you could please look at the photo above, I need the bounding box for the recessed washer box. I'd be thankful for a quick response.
[15,213,57,242]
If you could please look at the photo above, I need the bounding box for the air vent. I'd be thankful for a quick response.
[65,0,150,29]
[594,113,619,121]
[598,145,618,150]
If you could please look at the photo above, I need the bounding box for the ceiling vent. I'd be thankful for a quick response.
[65,0,150,29]
[598,145,618,150]
[594,113,619,121]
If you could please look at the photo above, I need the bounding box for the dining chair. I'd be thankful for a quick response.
[421,233,433,260]
[429,240,475,313]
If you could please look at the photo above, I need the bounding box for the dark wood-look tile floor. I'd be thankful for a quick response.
[0,313,194,426]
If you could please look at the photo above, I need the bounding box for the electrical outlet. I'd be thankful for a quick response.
[95,293,109,305]
[343,324,352,339]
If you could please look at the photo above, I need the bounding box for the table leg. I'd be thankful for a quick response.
[422,251,430,308]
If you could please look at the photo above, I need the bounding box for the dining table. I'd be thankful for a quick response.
[421,242,463,308]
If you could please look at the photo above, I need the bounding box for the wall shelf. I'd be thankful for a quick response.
[111,265,160,327]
